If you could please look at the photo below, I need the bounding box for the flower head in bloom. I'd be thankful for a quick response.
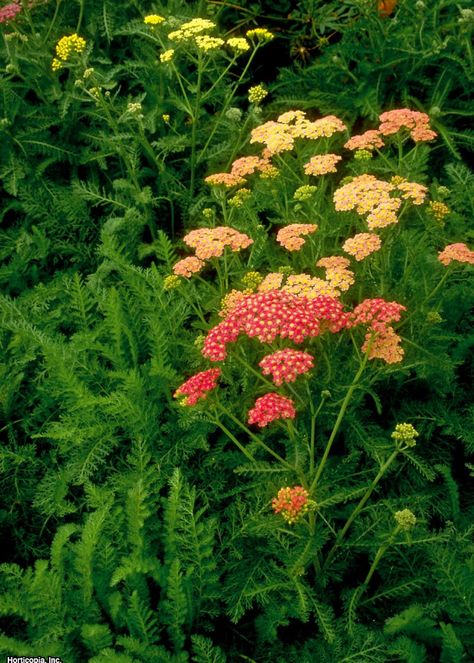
[258,272,285,292]
[248,393,296,428]
[283,274,338,299]
[394,509,417,531]
[343,233,382,261]
[438,243,474,266]
[144,14,165,25]
[195,35,225,51]
[272,486,310,524]
[160,49,175,63]
[219,289,250,317]
[428,201,450,222]
[391,423,419,446]
[172,256,205,278]
[248,84,268,105]
[349,298,406,333]
[230,155,270,178]
[202,291,348,361]
[378,108,437,142]
[204,172,246,187]
[250,121,294,155]
[276,224,318,251]
[169,18,216,42]
[183,226,253,260]
[259,349,314,386]
[54,33,86,61]
[317,256,355,292]
[391,178,428,205]
[246,28,274,42]
[174,368,221,405]
[344,130,385,151]
[0,2,21,24]
[362,327,404,364]
[366,198,401,229]
[304,154,342,176]
[227,37,250,53]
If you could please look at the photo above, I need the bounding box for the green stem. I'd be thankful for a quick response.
[189,51,203,199]
[212,414,256,463]
[216,402,296,471]
[323,448,400,570]
[309,341,373,493]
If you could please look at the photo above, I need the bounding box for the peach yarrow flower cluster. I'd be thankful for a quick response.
[343,233,382,261]
[183,226,253,260]
[378,109,437,142]
[304,154,342,176]
[317,256,355,293]
[248,393,296,428]
[272,486,311,524]
[276,224,318,251]
[438,243,474,266]
[259,349,314,386]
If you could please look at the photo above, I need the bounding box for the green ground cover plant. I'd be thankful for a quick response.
[0,2,473,662]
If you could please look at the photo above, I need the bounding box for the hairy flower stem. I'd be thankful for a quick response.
[323,448,400,570]
[215,402,297,473]
[310,339,373,493]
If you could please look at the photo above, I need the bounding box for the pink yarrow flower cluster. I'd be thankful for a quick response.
[174,368,221,405]
[276,223,318,251]
[438,243,474,266]
[378,109,437,142]
[0,2,21,23]
[349,298,407,364]
[272,486,310,524]
[202,290,349,361]
[259,349,314,385]
[248,393,296,428]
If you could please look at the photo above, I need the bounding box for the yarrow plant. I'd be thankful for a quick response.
[165,105,473,642]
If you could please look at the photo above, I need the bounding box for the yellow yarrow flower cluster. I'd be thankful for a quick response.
[228,187,252,208]
[144,14,165,25]
[226,37,250,53]
[241,271,263,291]
[248,84,268,105]
[293,185,317,201]
[428,201,450,221]
[391,423,419,447]
[394,509,417,531]
[246,28,274,42]
[163,275,180,290]
[52,33,86,71]
[160,49,175,63]
[195,35,225,52]
[169,18,216,42]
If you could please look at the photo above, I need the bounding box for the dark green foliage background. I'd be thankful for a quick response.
[0,1,473,661]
